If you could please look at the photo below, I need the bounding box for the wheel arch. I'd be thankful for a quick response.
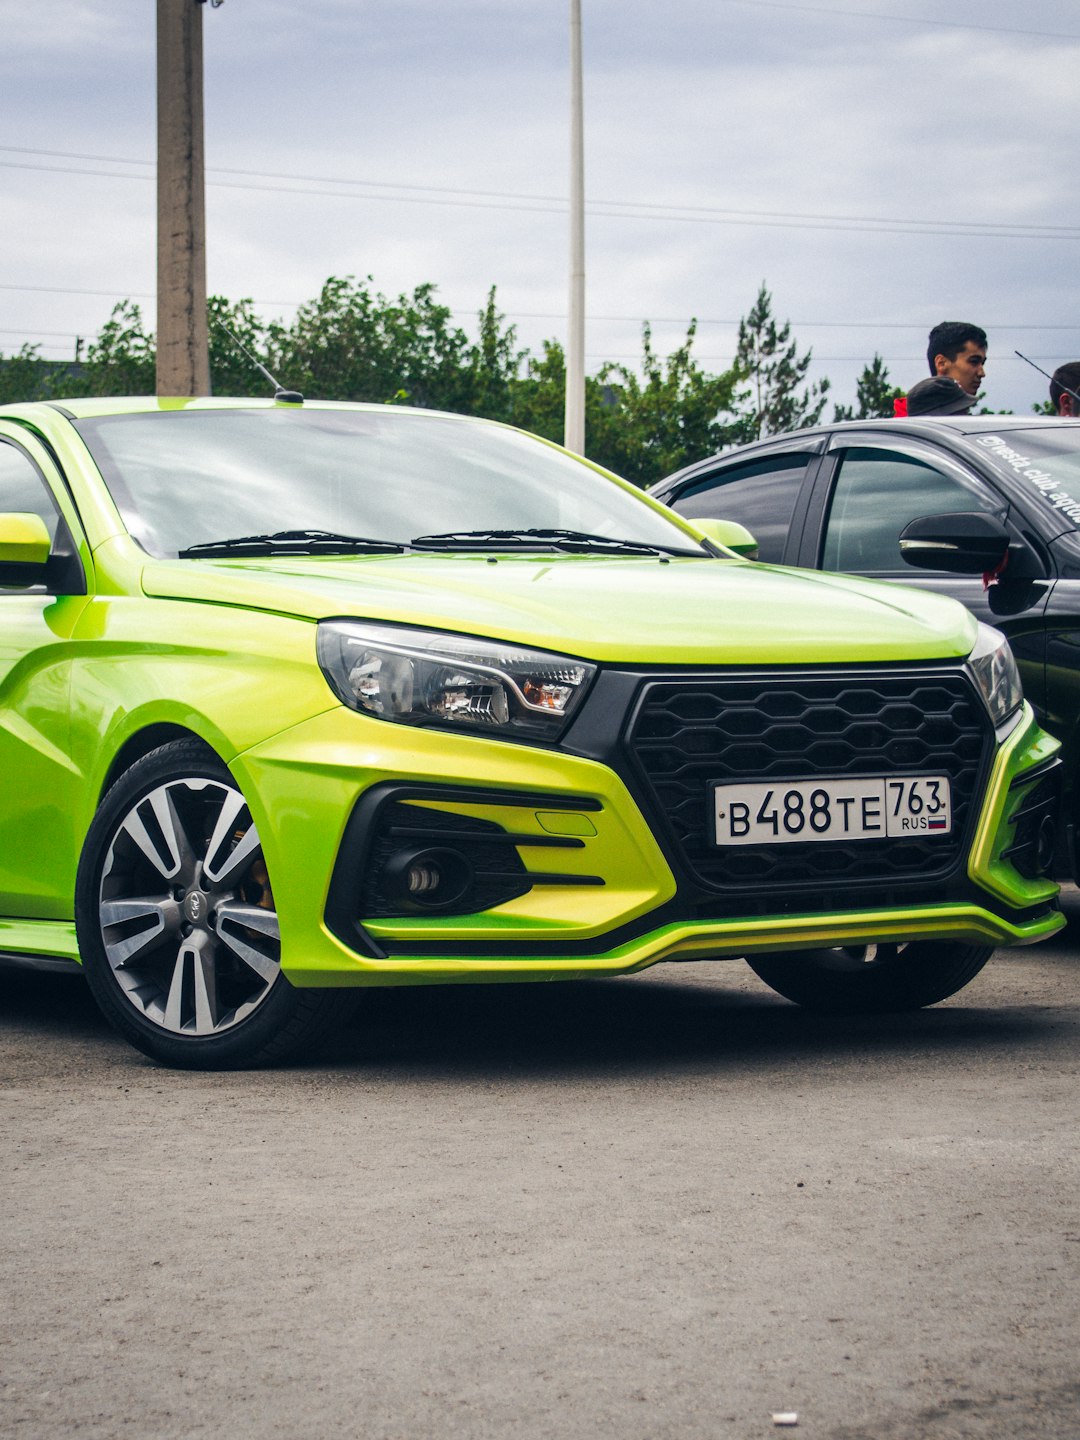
[97,723,221,805]
[75,733,344,1068]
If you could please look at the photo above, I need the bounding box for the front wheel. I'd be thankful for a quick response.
[745,940,994,1014]
[76,739,346,1069]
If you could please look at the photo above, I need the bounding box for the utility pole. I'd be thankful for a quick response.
[156,0,210,396]
[564,0,586,455]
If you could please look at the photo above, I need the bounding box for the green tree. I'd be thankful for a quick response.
[208,295,291,396]
[730,283,829,442]
[0,344,56,405]
[506,338,572,442]
[50,300,156,398]
[833,353,903,421]
[507,338,626,464]
[594,321,742,485]
[509,323,741,487]
[281,275,482,410]
[463,287,528,423]
[5,278,739,492]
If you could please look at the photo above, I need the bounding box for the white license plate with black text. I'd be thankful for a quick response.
[712,775,952,846]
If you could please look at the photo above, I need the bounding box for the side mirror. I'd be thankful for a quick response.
[898,512,1010,575]
[0,512,51,578]
[692,517,760,560]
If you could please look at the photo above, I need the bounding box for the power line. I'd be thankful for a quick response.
[3,145,1078,235]
[488,313,1080,332]
[0,327,85,338]
[2,283,1079,336]
[720,0,1077,42]
[0,282,156,300]
[589,354,1070,364]
[2,153,1078,242]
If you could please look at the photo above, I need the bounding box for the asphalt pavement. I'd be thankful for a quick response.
[2,894,1079,1439]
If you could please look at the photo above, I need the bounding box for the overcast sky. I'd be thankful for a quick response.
[2,0,1078,419]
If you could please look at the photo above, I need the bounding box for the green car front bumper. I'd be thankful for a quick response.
[225,698,1062,988]
[1,695,1057,987]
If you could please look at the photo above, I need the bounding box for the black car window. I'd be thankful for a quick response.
[822,447,1000,573]
[668,454,812,563]
[0,440,61,544]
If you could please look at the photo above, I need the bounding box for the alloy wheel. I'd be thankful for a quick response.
[97,776,280,1036]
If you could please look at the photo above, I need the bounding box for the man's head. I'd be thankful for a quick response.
[1050,362,1080,418]
[927,321,987,395]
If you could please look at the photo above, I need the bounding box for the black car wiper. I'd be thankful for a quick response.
[410,527,692,556]
[177,529,409,559]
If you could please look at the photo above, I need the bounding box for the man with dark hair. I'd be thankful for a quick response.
[926,321,987,397]
[1049,362,1080,417]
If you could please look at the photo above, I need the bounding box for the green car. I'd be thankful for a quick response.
[0,397,1063,1068]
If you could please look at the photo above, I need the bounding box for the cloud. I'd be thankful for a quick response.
[1,0,1078,415]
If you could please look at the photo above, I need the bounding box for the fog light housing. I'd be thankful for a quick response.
[382,847,474,911]
[1001,764,1061,880]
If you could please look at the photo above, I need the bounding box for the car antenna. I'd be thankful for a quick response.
[214,321,304,405]
[1015,350,1080,410]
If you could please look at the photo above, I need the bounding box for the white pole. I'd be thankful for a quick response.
[564,0,586,454]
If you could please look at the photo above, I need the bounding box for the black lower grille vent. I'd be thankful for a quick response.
[363,803,532,917]
[1001,766,1060,880]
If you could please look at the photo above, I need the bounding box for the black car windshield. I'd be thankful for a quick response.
[73,406,704,559]
[970,426,1080,531]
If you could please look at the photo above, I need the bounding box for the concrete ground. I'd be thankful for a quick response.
[2,895,1078,1439]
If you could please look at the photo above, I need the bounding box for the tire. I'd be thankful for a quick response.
[76,738,347,1069]
[745,940,994,1014]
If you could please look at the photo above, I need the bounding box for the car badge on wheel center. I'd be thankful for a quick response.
[184,891,207,925]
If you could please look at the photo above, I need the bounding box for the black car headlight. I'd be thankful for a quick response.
[967,622,1023,730]
[317,620,597,740]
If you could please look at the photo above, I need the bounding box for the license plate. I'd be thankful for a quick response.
[712,775,952,846]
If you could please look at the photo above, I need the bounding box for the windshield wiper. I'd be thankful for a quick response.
[410,527,693,556]
[178,529,408,559]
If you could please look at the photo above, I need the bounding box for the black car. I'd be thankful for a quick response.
[651,416,1080,875]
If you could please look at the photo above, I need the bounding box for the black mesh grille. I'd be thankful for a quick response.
[625,668,992,896]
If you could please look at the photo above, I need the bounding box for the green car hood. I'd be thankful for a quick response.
[139,552,977,665]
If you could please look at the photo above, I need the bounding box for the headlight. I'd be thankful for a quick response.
[317,620,597,740]
[967,622,1023,730]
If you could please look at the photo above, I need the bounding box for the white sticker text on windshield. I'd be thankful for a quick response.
[975,434,1080,527]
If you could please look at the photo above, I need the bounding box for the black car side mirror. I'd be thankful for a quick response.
[898,512,1012,575]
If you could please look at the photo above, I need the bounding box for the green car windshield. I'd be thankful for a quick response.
[73,406,704,559]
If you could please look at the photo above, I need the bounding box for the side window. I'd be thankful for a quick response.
[822,447,1001,573]
[669,454,811,563]
[0,441,62,543]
